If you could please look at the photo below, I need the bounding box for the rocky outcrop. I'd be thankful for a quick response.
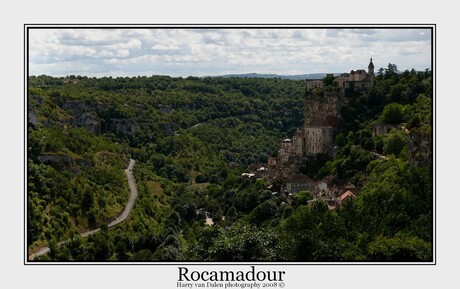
[28,95,42,125]
[29,97,138,136]
[110,119,137,135]
[61,101,104,135]
[38,153,79,173]
[162,122,175,136]
[62,100,85,114]
[61,101,138,135]
[38,153,72,167]
[74,112,101,135]
[28,108,37,125]
[38,153,93,172]
[158,104,172,113]
[75,158,92,167]
[61,100,108,114]
[408,128,432,168]
[30,95,44,105]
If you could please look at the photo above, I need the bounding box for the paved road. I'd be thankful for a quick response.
[108,159,138,228]
[190,123,203,129]
[28,159,138,260]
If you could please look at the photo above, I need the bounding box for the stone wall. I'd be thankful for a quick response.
[372,124,399,137]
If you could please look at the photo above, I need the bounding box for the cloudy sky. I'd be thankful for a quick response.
[28,28,432,77]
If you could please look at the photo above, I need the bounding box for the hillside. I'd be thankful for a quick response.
[27,66,433,261]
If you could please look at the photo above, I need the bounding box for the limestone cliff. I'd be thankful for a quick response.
[28,96,138,136]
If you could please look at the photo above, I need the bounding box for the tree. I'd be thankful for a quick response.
[384,63,398,79]
[367,233,432,261]
[48,239,58,258]
[100,223,109,233]
[291,190,312,208]
[323,74,335,87]
[87,232,114,260]
[131,249,153,261]
[226,206,238,221]
[381,103,404,124]
[406,115,421,129]
[383,129,408,157]
[374,135,384,154]
[251,200,277,224]
[186,223,281,261]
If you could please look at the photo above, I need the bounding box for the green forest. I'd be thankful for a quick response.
[27,65,433,262]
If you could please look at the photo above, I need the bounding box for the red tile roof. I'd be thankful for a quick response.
[338,190,356,202]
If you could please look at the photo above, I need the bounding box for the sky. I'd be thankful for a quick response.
[28,28,432,77]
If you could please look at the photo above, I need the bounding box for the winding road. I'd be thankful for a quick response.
[28,159,138,260]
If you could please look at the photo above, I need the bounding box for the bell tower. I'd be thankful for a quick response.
[368,57,374,76]
[368,57,375,87]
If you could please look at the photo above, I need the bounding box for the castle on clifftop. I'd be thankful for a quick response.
[273,59,375,166]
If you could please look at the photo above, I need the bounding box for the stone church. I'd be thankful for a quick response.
[276,59,375,164]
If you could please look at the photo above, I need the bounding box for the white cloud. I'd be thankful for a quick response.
[28,28,432,77]
[116,49,130,57]
[113,39,142,50]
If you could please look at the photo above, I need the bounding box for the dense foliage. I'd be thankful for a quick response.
[28,65,433,262]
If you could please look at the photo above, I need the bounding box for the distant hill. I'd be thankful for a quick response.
[213,72,343,80]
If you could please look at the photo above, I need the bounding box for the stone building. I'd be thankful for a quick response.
[275,59,376,163]
[292,129,303,156]
[306,58,375,92]
[285,174,314,193]
[372,123,400,137]
[268,157,277,168]
[301,59,375,156]
[306,79,325,90]
[336,58,375,90]
[300,90,338,155]
[278,138,293,165]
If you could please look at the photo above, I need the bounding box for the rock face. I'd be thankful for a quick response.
[38,153,92,172]
[28,95,42,125]
[61,101,103,135]
[75,158,92,167]
[74,112,101,135]
[158,104,172,113]
[30,97,138,136]
[61,101,138,135]
[28,108,38,125]
[409,130,432,168]
[110,119,137,135]
[38,153,72,167]
[162,122,175,136]
[38,153,79,173]
[30,95,44,105]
